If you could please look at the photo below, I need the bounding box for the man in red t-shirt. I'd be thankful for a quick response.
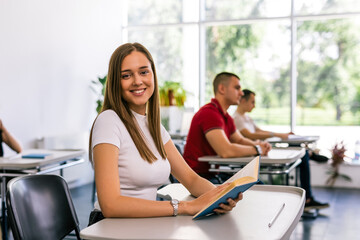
[183,72,271,182]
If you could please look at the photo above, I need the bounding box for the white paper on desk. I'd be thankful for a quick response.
[223,156,260,184]
[267,149,300,159]
[266,137,282,142]
[287,135,304,140]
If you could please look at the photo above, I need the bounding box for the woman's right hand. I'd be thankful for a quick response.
[183,183,243,215]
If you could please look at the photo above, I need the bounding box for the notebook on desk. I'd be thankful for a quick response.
[267,149,302,159]
[22,153,52,159]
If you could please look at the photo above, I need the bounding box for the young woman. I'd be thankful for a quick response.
[88,43,242,224]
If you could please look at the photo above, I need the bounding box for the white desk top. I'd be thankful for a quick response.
[198,148,305,165]
[80,184,305,240]
[266,135,319,144]
[0,149,85,169]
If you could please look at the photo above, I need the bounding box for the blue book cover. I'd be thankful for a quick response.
[22,153,52,159]
[193,156,260,220]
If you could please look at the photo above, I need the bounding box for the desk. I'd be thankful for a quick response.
[80,183,305,240]
[0,148,85,240]
[198,148,305,185]
[266,135,319,146]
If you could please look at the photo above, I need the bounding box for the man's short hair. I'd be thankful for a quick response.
[242,89,255,101]
[213,72,240,94]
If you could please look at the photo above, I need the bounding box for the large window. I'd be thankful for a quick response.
[296,17,360,125]
[123,0,360,129]
[206,21,291,125]
[295,0,360,15]
[125,0,200,108]
[205,0,291,19]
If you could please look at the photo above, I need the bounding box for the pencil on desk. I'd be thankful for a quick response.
[268,203,285,228]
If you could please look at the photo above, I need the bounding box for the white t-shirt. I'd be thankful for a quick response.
[232,111,257,133]
[92,109,171,210]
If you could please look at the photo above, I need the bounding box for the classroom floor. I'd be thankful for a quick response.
[68,183,360,240]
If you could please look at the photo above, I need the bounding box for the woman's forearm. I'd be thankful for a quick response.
[186,175,215,197]
[2,128,22,153]
[99,195,177,218]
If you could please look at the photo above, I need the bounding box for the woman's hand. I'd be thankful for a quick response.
[213,194,242,214]
[184,183,243,215]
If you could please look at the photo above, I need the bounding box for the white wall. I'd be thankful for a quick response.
[0,0,124,186]
[310,161,360,189]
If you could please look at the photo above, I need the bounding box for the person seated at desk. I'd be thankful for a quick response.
[0,119,22,157]
[183,72,271,184]
[232,89,328,162]
[88,43,242,225]
[233,89,329,211]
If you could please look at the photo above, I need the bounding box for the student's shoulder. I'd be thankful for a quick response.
[192,105,222,128]
[96,110,123,125]
[232,111,239,118]
[98,109,118,119]
[232,111,243,121]
[197,103,218,115]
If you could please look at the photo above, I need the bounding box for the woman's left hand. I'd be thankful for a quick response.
[213,192,243,214]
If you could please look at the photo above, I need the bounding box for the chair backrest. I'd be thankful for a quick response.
[6,174,81,240]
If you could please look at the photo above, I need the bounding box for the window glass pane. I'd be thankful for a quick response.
[295,0,360,15]
[205,0,290,20]
[296,17,360,126]
[206,21,291,126]
[127,0,199,25]
[128,26,199,109]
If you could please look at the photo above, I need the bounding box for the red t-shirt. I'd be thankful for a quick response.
[183,98,236,175]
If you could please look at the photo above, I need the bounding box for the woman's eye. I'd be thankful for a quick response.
[140,70,149,75]
[121,74,131,79]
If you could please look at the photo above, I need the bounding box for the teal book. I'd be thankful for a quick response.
[193,156,260,220]
[22,153,52,159]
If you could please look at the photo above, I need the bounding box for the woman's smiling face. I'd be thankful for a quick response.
[120,50,155,115]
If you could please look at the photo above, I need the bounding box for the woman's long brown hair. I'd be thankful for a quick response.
[89,43,167,164]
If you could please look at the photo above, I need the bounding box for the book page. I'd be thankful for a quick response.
[233,176,256,186]
[224,156,259,184]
